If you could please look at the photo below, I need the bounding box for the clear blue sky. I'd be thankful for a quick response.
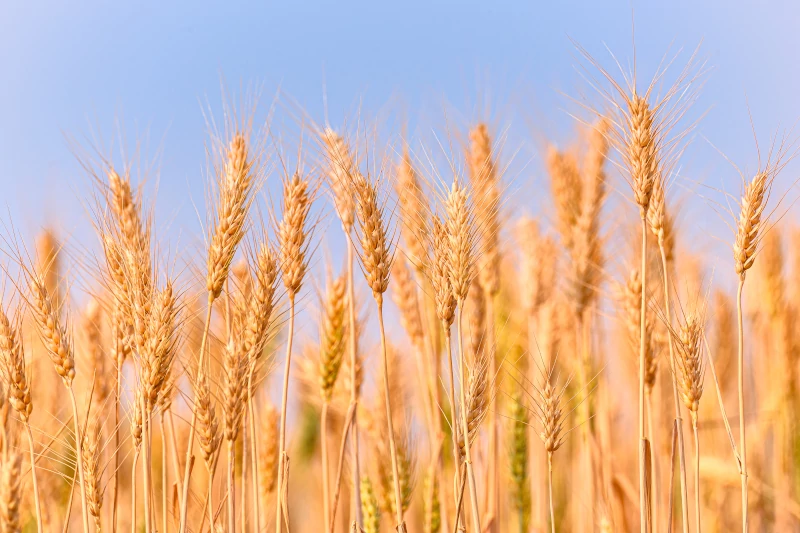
[2,1,800,279]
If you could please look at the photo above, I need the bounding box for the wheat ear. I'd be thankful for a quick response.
[0,307,41,533]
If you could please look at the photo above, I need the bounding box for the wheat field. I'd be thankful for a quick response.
[0,34,799,533]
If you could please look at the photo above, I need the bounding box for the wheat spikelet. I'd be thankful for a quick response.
[517,218,557,315]
[547,147,581,251]
[244,242,279,389]
[0,447,21,533]
[0,309,31,423]
[320,274,348,401]
[360,477,380,533]
[28,276,75,386]
[35,230,61,314]
[258,403,279,500]
[396,147,429,273]
[83,299,110,409]
[207,132,255,299]
[673,313,705,415]
[82,419,103,531]
[445,180,475,303]
[278,172,312,299]
[533,365,568,454]
[618,269,658,391]
[352,172,392,298]
[756,229,784,319]
[140,282,180,411]
[467,280,485,361]
[647,176,676,263]
[711,290,736,389]
[391,256,424,350]
[457,350,490,458]
[222,336,248,442]
[626,95,659,214]
[430,217,456,328]
[468,123,501,295]
[323,128,356,230]
[194,372,220,468]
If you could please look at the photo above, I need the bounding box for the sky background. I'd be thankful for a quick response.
[2,0,800,295]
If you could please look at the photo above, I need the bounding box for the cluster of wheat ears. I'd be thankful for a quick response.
[0,43,799,533]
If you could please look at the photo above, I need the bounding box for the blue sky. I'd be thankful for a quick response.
[2,1,800,286]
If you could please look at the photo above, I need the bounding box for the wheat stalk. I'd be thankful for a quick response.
[275,170,312,533]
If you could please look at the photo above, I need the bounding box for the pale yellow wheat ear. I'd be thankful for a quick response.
[138,279,182,415]
[430,216,455,329]
[193,370,220,470]
[467,123,501,296]
[27,272,75,387]
[82,419,104,531]
[571,39,706,216]
[391,256,424,351]
[35,229,62,314]
[395,143,429,274]
[322,128,356,231]
[277,171,313,301]
[243,238,279,386]
[517,218,558,316]
[665,299,707,417]
[319,272,347,401]
[351,167,394,301]
[617,269,658,392]
[207,131,259,301]
[457,348,491,458]
[0,444,22,533]
[445,179,478,304]
[0,306,32,423]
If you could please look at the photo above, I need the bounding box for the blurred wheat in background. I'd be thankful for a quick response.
[5,9,800,533]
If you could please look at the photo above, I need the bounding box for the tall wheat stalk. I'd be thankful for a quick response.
[350,166,406,531]
[323,128,363,530]
[275,171,312,532]
[445,180,482,533]
[648,178,690,533]
[733,170,770,533]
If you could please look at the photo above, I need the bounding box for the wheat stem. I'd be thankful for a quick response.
[160,416,169,533]
[456,306,482,533]
[228,439,236,533]
[322,401,331,529]
[113,362,122,533]
[345,234,363,529]
[275,296,297,533]
[691,412,701,533]
[638,216,649,533]
[658,243,690,533]
[328,402,356,533]
[376,299,406,532]
[142,407,153,533]
[247,383,260,533]
[68,387,91,533]
[179,300,214,533]
[736,278,748,533]
[132,450,139,533]
[443,327,462,527]
[24,423,43,533]
[241,407,248,533]
[548,452,555,533]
